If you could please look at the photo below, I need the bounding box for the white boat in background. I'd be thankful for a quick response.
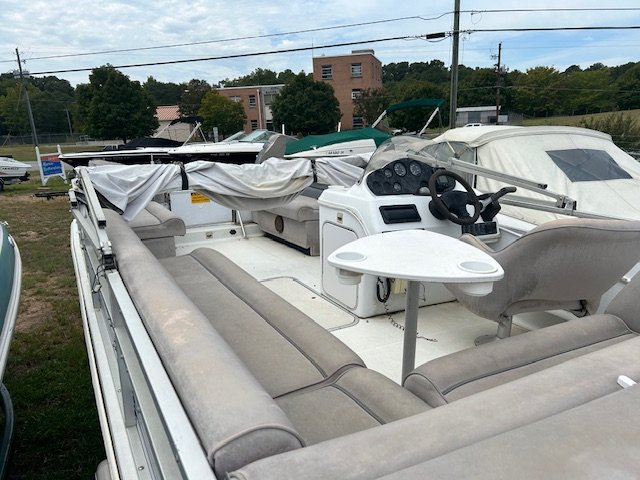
[168,129,281,164]
[0,157,30,191]
[426,125,640,224]
[59,118,207,168]
[69,132,640,479]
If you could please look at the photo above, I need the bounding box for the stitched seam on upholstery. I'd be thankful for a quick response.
[331,383,386,425]
[273,364,361,399]
[404,372,447,405]
[441,331,634,396]
[212,423,306,458]
[189,253,331,377]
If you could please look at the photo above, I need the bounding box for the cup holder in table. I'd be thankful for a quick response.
[457,260,497,274]
[335,251,367,262]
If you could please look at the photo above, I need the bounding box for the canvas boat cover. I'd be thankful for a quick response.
[429,126,640,224]
[284,128,391,155]
[81,156,366,221]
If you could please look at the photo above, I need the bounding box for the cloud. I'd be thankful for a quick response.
[1,0,639,86]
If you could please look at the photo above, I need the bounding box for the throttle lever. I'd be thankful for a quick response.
[480,186,517,221]
[488,186,517,204]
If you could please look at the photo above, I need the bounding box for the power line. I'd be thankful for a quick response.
[27,24,640,77]
[29,34,424,75]
[5,7,640,64]
[465,25,640,34]
[0,14,442,64]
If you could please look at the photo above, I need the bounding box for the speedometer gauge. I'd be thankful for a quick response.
[393,162,407,177]
[409,161,422,176]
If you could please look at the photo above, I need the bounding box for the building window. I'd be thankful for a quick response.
[351,63,362,78]
[352,116,364,129]
[248,95,257,108]
[321,65,333,80]
[263,93,277,106]
[351,89,363,100]
[250,119,258,130]
[230,96,242,103]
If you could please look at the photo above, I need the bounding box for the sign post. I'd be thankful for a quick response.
[35,145,67,186]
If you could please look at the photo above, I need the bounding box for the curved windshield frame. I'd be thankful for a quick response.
[360,136,439,183]
[238,130,275,143]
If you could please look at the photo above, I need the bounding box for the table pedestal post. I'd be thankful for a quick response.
[401,281,421,381]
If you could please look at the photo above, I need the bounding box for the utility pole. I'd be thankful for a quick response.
[494,42,503,125]
[15,48,39,146]
[449,0,461,129]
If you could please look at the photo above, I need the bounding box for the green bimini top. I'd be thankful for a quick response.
[284,128,391,155]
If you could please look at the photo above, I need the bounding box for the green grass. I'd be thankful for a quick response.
[0,173,104,479]
[522,109,640,127]
[0,144,103,163]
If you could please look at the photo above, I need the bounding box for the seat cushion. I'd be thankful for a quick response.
[276,368,429,445]
[127,201,186,239]
[104,209,303,477]
[161,247,364,397]
[404,314,635,406]
[263,195,319,222]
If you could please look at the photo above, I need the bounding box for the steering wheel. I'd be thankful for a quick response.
[428,169,481,226]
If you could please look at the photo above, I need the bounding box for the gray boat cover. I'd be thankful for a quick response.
[81,156,366,220]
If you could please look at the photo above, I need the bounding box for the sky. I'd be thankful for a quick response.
[2,0,640,87]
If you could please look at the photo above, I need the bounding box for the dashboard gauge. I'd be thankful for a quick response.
[393,182,402,193]
[393,162,407,177]
[409,161,422,176]
[384,168,393,178]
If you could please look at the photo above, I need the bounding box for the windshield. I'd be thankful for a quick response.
[238,130,276,143]
[362,136,438,180]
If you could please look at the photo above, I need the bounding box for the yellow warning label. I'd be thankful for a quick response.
[190,192,211,204]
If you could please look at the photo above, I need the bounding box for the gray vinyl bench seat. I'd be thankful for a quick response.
[126,201,186,258]
[160,248,428,444]
[230,335,640,479]
[404,272,640,407]
[253,185,325,256]
[103,206,640,478]
[104,208,428,477]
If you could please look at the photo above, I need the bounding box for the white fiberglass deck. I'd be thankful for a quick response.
[175,224,565,383]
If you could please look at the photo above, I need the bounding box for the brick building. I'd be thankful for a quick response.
[217,84,284,133]
[312,49,383,129]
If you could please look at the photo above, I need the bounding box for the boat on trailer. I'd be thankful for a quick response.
[0,157,30,191]
[70,135,640,479]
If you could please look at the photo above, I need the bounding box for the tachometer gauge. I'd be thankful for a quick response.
[393,162,407,177]
[409,161,422,176]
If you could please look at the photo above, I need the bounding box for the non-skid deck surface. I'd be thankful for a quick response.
[178,233,555,383]
[261,277,357,331]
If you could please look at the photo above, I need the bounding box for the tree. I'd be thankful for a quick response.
[0,75,75,136]
[199,90,246,137]
[270,73,341,135]
[144,76,185,105]
[579,112,640,151]
[179,79,211,115]
[386,79,447,131]
[615,64,640,110]
[353,88,391,126]
[76,65,158,142]
[223,68,279,87]
[511,66,563,117]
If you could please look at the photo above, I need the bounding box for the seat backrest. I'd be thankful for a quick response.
[448,218,640,321]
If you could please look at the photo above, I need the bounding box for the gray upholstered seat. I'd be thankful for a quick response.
[126,201,186,258]
[447,218,640,344]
